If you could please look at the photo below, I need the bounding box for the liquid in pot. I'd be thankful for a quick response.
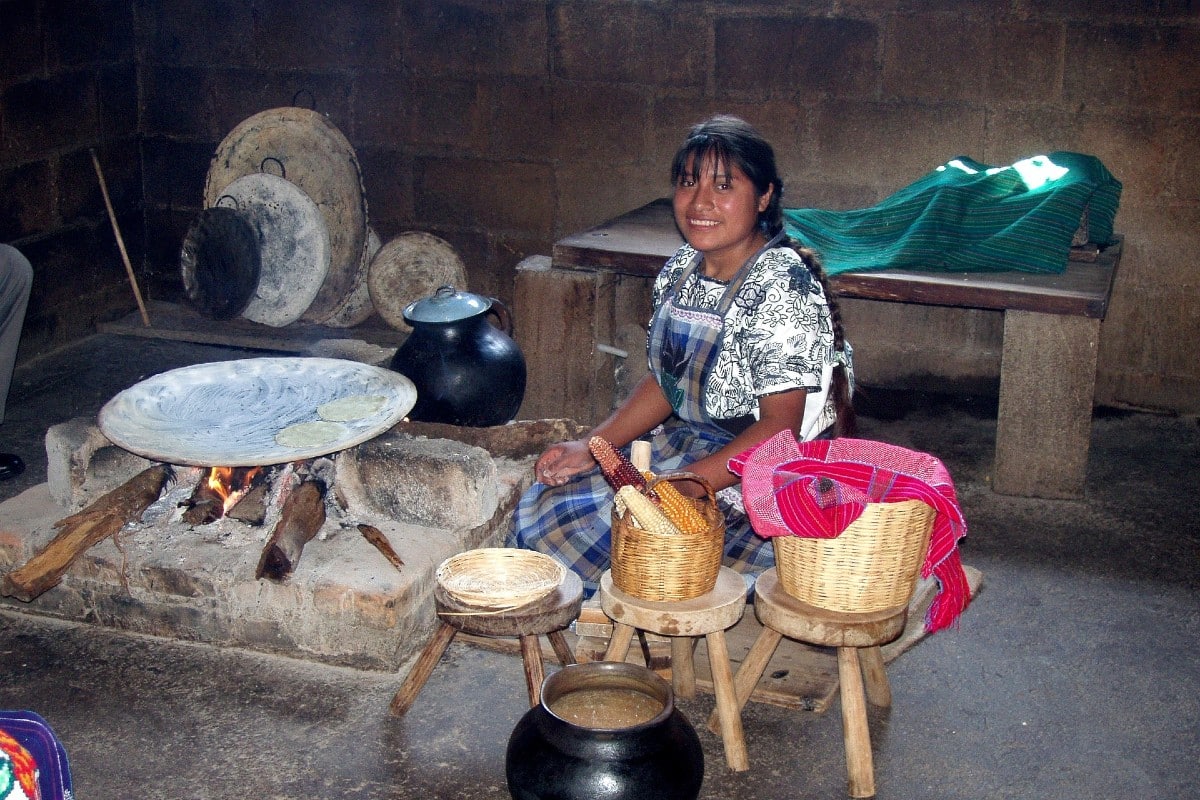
[549,688,664,729]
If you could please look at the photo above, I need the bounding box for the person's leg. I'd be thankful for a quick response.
[0,243,33,480]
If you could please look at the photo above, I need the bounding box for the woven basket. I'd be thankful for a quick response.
[436,548,566,612]
[773,499,935,614]
[610,472,725,602]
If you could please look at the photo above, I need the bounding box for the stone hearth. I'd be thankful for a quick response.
[0,418,582,671]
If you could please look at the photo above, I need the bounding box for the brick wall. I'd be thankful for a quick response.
[2,0,1198,414]
[0,0,141,357]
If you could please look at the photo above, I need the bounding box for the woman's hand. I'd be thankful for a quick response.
[534,375,674,488]
[534,439,596,486]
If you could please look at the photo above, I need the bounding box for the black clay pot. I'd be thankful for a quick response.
[389,285,526,427]
[505,662,704,800]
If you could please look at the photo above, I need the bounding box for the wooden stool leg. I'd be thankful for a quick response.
[837,646,875,798]
[671,637,697,699]
[707,626,783,734]
[520,634,546,707]
[547,629,576,667]
[389,621,457,716]
[603,622,636,662]
[706,629,749,772]
[859,645,891,708]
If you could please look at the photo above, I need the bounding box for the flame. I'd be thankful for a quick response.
[206,466,262,514]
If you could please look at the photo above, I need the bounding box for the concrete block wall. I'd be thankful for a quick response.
[2,0,1198,414]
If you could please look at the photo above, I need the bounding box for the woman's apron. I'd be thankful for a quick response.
[508,234,784,596]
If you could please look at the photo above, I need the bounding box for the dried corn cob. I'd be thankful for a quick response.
[589,436,651,495]
[649,477,710,534]
[615,485,681,535]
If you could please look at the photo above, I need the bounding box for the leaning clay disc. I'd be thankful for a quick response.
[179,207,261,321]
[203,107,368,324]
[213,173,330,327]
[368,232,468,331]
[322,227,380,328]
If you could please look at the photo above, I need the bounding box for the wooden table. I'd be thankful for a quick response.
[532,199,1120,498]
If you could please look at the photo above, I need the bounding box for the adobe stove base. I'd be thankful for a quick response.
[0,418,582,672]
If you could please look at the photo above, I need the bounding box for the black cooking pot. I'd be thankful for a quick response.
[389,285,526,427]
[506,661,704,800]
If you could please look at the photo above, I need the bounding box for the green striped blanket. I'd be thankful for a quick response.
[783,152,1121,275]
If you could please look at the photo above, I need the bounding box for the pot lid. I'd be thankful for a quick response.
[403,285,491,324]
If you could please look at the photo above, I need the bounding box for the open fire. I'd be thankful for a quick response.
[175,459,335,581]
[182,465,268,526]
[207,466,262,513]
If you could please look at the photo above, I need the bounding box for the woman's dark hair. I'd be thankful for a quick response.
[671,115,857,437]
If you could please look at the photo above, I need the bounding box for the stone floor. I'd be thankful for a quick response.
[1,333,1199,799]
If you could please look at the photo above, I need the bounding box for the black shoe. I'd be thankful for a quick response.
[0,453,24,481]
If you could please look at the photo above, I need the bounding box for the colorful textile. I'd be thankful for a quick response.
[783,152,1121,275]
[729,432,970,632]
[0,711,72,800]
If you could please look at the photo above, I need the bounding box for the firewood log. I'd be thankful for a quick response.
[255,479,326,581]
[357,523,404,573]
[1,465,173,602]
[181,478,224,526]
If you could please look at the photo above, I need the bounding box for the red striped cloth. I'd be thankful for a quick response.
[729,432,970,632]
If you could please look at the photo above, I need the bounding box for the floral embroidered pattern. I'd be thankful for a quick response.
[653,244,838,421]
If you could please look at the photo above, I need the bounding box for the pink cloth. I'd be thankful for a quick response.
[729,432,970,632]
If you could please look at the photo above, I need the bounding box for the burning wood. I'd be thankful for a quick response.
[256,476,327,581]
[182,466,263,525]
[1,465,174,602]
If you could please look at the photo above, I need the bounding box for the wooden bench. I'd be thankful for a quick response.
[524,198,1121,499]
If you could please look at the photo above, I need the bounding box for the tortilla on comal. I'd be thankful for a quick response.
[275,420,346,449]
[317,394,389,422]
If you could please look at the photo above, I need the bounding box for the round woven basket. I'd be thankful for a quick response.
[436,548,567,612]
[773,499,935,614]
[610,473,725,602]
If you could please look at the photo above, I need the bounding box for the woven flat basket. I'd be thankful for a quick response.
[773,499,935,614]
[610,472,725,602]
[436,548,566,612]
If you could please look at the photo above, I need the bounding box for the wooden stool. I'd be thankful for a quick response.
[725,568,908,797]
[389,569,584,715]
[598,566,749,771]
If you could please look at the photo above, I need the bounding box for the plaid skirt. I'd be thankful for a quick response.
[506,418,775,598]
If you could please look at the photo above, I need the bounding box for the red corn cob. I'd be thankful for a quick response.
[588,436,655,497]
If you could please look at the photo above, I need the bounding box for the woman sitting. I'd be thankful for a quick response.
[508,115,855,597]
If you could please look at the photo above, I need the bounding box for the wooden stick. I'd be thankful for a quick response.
[90,148,151,326]
[1,465,172,602]
[256,479,326,581]
[356,523,404,573]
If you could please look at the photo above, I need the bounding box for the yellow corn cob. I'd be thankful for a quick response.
[616,485,681,535]
[647,476,710,534]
